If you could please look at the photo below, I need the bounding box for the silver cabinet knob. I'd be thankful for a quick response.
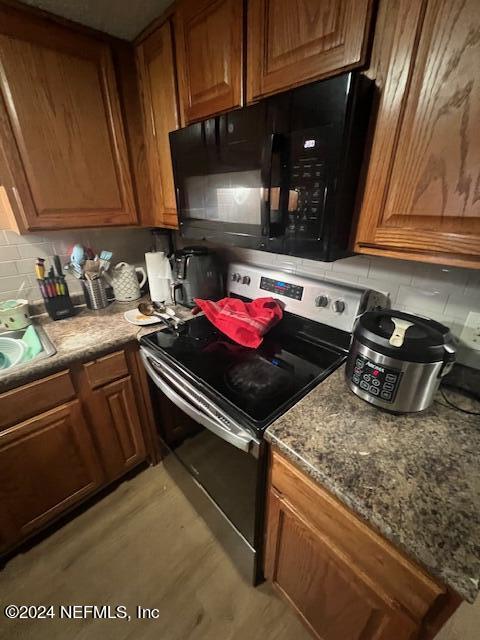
[315,295,329,308]
[333,299,346,313]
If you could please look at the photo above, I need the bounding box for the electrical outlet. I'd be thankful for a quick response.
[460,311,480,350]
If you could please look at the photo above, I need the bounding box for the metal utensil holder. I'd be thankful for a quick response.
[81,278,109,310]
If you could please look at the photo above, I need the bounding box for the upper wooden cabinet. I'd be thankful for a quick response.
[136,19,180,228]
[247,0,373,101]
[355,0,480,269]
[175,0,244,124]
[0,5,137,232]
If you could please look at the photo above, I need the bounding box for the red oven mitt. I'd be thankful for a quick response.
[194,297,283,348]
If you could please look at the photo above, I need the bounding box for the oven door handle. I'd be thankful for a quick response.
[140,349,259,455]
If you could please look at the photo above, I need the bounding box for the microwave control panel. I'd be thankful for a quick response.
[350,355,402,403]
[260,277,303,300]
[287,127,328,237]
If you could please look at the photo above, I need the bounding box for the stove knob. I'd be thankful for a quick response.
[333,299,346,313]
[231,272,240,282]
[315,295,329,308]
[242,276,251,285]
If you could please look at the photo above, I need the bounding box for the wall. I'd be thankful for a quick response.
[212,244,480,369]
[0,226,154,303]
[2,226,479,368]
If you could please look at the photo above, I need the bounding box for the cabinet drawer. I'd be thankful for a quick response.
[83,350,129,389]
[0,370,75,431]
[270,451,444,621]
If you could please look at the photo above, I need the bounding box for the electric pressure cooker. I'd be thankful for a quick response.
[346,310,456,413]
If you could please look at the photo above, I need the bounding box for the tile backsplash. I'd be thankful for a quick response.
[214,245,480,369]
[1,227,480,369]
[0,226,155,303]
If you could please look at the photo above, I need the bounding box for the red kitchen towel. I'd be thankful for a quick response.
[194,297,283,348]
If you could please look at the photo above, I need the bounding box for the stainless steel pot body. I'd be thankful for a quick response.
[345,339,446,413]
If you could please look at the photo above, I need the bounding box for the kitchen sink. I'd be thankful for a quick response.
[0,324,56,377]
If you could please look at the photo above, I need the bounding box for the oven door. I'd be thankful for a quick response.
[140,347,263,554]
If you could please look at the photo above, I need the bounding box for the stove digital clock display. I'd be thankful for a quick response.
[260,277,303,300]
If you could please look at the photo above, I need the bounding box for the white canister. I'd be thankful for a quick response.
[145,252,173,303]
[0,299,31,330]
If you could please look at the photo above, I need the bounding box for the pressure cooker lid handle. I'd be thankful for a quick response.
[388,317,414,347]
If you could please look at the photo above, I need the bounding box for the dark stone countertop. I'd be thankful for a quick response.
[0,299,193,393]
[265,364,480,603]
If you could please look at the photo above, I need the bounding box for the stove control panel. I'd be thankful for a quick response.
[260,277,303,300]
[227,262,388,333]
[315,295,329,308]
[351,355,401,403]
[231,271,252,286]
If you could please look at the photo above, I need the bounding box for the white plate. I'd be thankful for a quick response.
[124,309,162,326]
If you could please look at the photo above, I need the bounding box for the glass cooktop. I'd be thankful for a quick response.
[141,313,348,433]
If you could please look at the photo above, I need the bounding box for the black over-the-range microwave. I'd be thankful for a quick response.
[169,72,373,262]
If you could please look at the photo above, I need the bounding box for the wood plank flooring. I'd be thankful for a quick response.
[0,464,311,640]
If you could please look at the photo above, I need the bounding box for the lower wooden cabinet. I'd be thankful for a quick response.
[265,450,458,640]
[0,344,154,555]
[88,376,146,480]
[266,489,417,640]
[0,400,105,551]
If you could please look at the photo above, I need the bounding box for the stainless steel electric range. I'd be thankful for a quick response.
[140,263,386,583]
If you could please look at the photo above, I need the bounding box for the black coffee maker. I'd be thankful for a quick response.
[170,247,224,308]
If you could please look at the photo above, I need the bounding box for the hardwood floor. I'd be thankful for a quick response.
[0,465,311,640]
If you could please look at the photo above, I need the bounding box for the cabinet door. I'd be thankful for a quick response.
[265,489,418,640]
[355,0,480,268]
[0,5,137,231]
[0,401,104,551]
[247,0,373,101]
[90,376,146,480]
[136,20,180,229]
[175,0,243,123]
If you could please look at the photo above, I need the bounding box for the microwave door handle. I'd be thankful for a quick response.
[140,350,257,454]
[261,133,286,239]
[261,133,275,238]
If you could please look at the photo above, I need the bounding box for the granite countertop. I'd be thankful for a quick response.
[265,364,480,603]
[0,299,192,393]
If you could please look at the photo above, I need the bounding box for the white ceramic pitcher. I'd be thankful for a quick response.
[105,262,147,302]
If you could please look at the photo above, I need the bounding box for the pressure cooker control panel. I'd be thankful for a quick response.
[351,356,402,403]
